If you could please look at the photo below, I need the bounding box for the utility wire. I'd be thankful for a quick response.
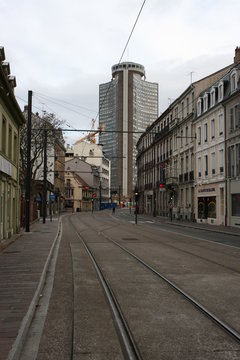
[34,92,97,113]
[96,0,147,123]
[118,0,147,64]
[33,92,93,120]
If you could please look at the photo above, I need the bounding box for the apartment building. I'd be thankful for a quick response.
[74,141,111,203]
[137,50,237,222]
[194,49,240,226]
[0,47,25,240]
[224,57,240,227]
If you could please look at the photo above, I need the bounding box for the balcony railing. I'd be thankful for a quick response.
[189,170,194,180]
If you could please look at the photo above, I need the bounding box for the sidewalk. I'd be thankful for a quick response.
[156,216,240,237]
[0,217,61,360]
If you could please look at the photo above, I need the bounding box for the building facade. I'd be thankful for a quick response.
[65,157,100,212]
[99,62,158,199]
[0,47,25,240]
[73,141,111,203]
[137,49,238,226]
[195,51,240,227]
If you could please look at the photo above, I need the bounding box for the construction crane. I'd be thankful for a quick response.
[74,119,103,145]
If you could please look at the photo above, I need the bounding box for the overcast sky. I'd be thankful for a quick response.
[1,0,239,144]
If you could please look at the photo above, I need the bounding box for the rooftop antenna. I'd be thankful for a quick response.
[168,97,174,105]
[189,71,195,84]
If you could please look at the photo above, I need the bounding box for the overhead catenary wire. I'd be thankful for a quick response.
[96,0,147,124]
[33,92,97,113]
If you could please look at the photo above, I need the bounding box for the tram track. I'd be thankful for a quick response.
[69,212,240,352]
[68,215,142,360]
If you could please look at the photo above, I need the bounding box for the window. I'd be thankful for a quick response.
[2,115,6,154]
[191,124,194,142]
[175,107,178,119]
[204,123,208,142]
[237,144,240,176]
[197,99,202,116]
[8,126,12,160]
[230,108,234,131]
[181,157,184,174]
[230,105,240,131]
[186,97,189,115]
[231,70,237,93]
[211,152,216,175]
[13,133,17,164]
[192,92,194,112]
[219,149,224,174]
[197,126,201,145]
[219,113,224,136]
[198,157,201,178]
[232,194,240,216]
[210,88,215,107]
[185,126,188,145]
[191,153,194,171]
[181,101,184,119]
[211,119,215,139]
[181,189,184,206]
[237,105,240,129]
[218,82,224,102]
[203,93,208,112]
[186,155,189,172]
[186,188,189,205]
[204,155,208,176]
[180,129,183,147]
[174,134,177,151]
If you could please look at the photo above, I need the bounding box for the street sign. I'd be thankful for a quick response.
[49,194,56,200]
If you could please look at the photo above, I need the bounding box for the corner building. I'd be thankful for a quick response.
[99,62,158,199]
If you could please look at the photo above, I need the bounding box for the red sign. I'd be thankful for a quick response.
[92,193,96,198]
[85,186,89,190]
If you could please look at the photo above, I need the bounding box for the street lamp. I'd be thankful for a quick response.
[135,192,138,224]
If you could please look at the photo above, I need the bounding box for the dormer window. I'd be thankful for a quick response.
[218,81,224,102]
[230,70,237,93]
[197,98,202,116]
[210,88,215,107]
[203,93,209,112]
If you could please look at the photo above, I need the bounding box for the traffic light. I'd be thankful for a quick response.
[159,183,165,189]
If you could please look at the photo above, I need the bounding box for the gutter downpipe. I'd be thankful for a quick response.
[223,103,228,227]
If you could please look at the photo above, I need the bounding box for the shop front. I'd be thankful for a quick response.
[196,184,225,225]
[228,179,240,228]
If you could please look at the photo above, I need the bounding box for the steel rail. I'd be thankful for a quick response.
[101,231,240,344]
[69,241,75,360]
[69,218,142,360]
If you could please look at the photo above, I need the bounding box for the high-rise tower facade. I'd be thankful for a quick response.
[99,62,158,198]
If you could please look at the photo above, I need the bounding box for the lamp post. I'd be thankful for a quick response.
[135,192,138,224]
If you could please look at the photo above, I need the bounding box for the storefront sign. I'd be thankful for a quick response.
[198,187,215,193]
[0,155,12,177]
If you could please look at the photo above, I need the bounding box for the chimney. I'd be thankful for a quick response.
[234,46,240,63]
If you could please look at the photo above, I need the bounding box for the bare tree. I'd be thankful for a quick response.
[20,109,65,196]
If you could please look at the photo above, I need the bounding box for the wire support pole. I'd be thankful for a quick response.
[25,90,32,232]
[42,129,47,224]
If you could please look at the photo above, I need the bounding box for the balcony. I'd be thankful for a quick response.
[165,176,178,186]
[155,124,169,142]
